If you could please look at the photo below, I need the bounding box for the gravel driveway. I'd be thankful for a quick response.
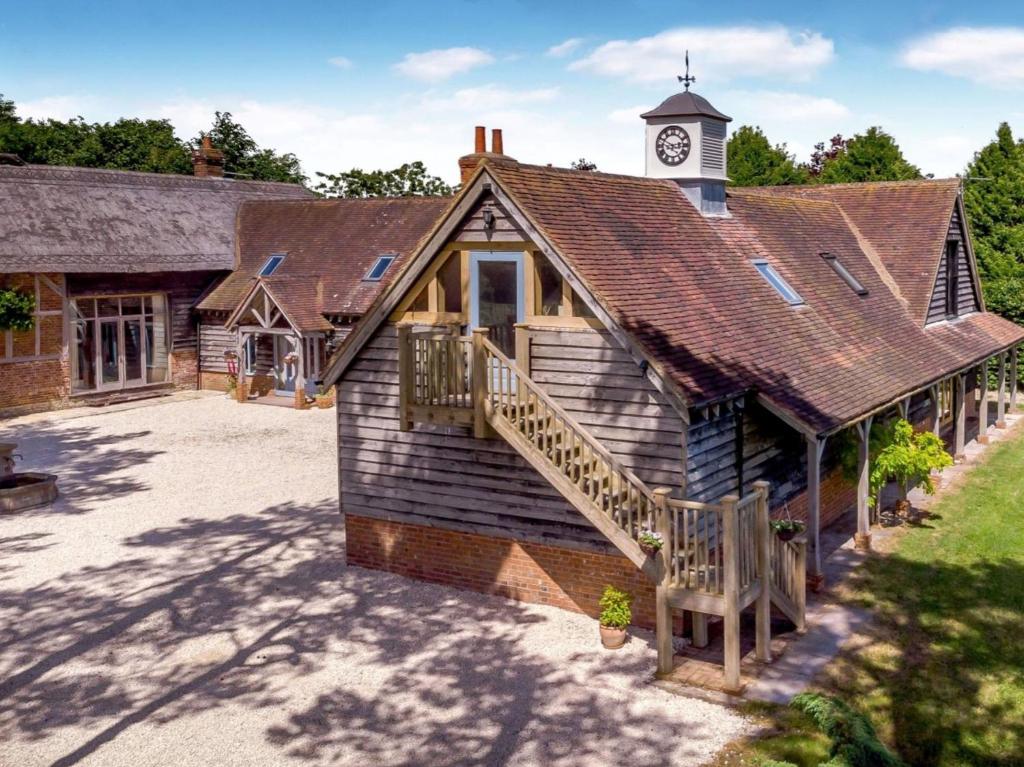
[0,394,748,766]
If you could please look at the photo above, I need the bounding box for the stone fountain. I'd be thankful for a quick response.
[0,443,58,513]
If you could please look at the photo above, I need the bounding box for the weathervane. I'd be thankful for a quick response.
[678,50,696,91]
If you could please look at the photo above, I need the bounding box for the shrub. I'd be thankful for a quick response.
[598,585,632,629]
[0,287,35,332]
[790,693,904,767]
[869,419,952,506]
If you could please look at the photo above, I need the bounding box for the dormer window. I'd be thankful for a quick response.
[259,254,285,277]
[821,253,867,296]
[753,260,804,306]
[364,255,396,282]
[945,240,959,319]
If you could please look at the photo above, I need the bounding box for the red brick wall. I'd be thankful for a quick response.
[346,514,663,630]
[774,465,856,529]
[0,357,69,415]
[170,349,198,390]
[200,370,233,392]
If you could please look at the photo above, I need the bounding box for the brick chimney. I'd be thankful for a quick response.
[192,135,225,178]
[458,126,513,184]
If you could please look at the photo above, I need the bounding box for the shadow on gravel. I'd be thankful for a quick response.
[0,501,711,767]
[0,421,161,515]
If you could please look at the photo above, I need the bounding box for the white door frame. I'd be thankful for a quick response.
[469,251,525,359]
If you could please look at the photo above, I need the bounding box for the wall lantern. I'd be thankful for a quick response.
[482,209,496,231]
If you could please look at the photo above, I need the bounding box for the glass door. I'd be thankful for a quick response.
[123,318,145,387]
[98,319,122,390]
[273,335,297,394]
[470,252,524,359]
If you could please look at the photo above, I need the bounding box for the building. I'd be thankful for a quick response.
[0,144,311,416]
[195,196,450,407]
[323,96,1024,689]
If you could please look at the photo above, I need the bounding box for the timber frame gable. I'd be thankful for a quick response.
[321,162,692,421]
[924,192,984,325]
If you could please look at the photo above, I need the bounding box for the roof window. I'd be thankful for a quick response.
[821,252,867,296]
[258,254,286,277]
[752,260,804,306]
[364,255,396,282]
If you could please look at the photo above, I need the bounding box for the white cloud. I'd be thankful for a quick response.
[16,95,95,121]
[547,38,583,57]
[327,56,354,69]
[430,84,560,112]
[394,47,494,83]
[608,105,649,124]
[569,25,834,84]
[902,27,1024,87]
[723,90,849,122]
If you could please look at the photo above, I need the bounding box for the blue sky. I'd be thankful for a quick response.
[3,1,1024,183]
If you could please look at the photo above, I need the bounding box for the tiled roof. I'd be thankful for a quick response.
[198,196,451,316]
[487,162,1024,434]
[731,179,963,322]
[0,164,311,273]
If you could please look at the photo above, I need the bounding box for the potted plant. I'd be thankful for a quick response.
[870,419,953,519]
[770,518,806,542]
[637,528,663,556]
[314,385,334,409]
[598,585,632,650]
[225,373,238,397]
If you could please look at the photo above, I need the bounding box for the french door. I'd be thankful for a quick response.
[97,316,146,391]
[469,252,525,360]
[273,335,298,394]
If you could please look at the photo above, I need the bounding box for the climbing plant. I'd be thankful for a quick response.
[0,286,35,331]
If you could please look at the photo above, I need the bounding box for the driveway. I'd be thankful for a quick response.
[0,395,748,766]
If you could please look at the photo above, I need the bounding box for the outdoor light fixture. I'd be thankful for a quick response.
[482,209,496,230]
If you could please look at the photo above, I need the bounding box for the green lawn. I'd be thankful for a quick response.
[714,424,1024,767]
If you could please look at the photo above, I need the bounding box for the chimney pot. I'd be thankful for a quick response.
[193,136,225,178]
[491,128,504,155]
[474,126,486,154]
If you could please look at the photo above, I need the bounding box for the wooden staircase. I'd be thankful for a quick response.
[398,325,807,691]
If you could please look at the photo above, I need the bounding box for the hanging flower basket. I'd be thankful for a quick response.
[283,352,299,365]
[637,528,663,556]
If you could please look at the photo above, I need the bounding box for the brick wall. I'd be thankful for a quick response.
[346,514,663,630]
[170,349,198,390]
[0,357,69,416]
[200,370,233,392]
[774,465,856,529]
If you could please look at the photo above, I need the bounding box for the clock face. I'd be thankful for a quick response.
[655,126,691,166]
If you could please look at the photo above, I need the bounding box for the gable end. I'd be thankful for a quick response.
[926,202,981,324]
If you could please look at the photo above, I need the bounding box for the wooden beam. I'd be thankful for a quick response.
[1012,346,1019,411]
[721,494,742,692]
[855,415,873,551]
[997,352,1007,428]
[954,373,967,461]
[930,383,941,437]
[805,435,827,577]
[653,487,674,676]
[753,480,772,664]
[978,359,990,443]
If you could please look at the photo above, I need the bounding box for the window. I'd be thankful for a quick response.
[243,335,257,375]
[535,254,563,316]
[752,260,804,306]
[259,254,286,277]
[945,240,959,319]
[821,253,867,296]
[364,255,396,282]
[437,253,462,313]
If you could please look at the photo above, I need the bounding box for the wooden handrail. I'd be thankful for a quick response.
[479,334,660,539]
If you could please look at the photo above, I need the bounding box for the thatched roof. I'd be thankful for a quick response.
[0,164,311,273]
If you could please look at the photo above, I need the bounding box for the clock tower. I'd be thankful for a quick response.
[641,67,732,216]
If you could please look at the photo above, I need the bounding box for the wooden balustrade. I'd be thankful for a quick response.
[397,326,474,429]
[769,532,808,631]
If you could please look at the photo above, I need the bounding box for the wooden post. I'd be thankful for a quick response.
[235,331,248,403]
[855,415,873,551]
[1012,346,1019,411]
[978,358,990,444]
[720,494,742,692]
[293,334,307,410]
[930,383,941,436]
[472,328,490,439]
[896,397,911,502]
[653,487,674,676]
[753,480,772,664]
[397,325,412,432]
[794,538,808,632]
[997,352,1007,428]
[954,373,966,461]
[805,435,826,588]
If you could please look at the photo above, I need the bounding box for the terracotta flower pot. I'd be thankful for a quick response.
[639,542,660,557]
[599,625,627,650]
[895,499,912,519]
[316,397,333,410]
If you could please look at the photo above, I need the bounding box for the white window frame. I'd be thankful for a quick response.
[752,259,804,306]
[364,255,396,282]
[243,334,257,375]
[259,254,286,277]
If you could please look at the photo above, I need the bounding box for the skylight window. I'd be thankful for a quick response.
[259,254,285,277]
[364,255,396,282]
[821,253,868,296]
[752,260,804,306]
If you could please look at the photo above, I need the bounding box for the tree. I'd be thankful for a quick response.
[963,123,1024,286]
[813,127,923,184]
[570,157,598,171]
[314,161,453,198]
[807,134,847,178]
[198,112,305,184]
[726,125,808,186]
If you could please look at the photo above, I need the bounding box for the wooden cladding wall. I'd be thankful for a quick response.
[926,206,980,324]
[524,328,687,491]
[67,271,224,348]
[339,323,615,552]
[450,192,527,244]
[198,320,233,374]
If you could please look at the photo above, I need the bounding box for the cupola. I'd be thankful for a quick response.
[641,57,731,216]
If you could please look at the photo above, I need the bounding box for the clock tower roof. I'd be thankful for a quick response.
[640,91,732,122]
